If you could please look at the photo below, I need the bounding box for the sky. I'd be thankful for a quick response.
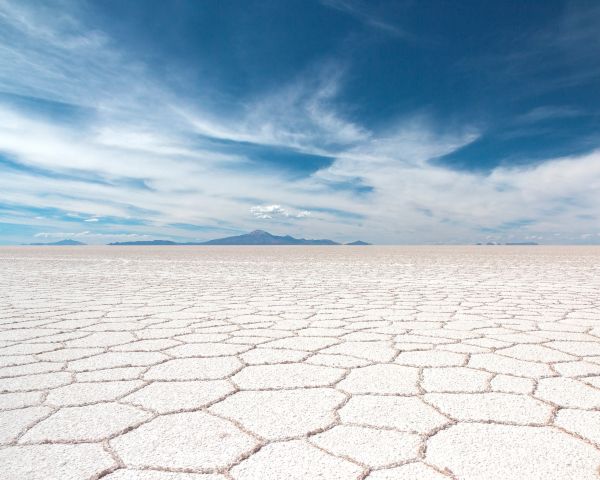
[1,0,599,245]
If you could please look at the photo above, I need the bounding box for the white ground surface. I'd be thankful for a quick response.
[1,246,600,480]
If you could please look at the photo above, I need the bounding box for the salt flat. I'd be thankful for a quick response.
[1,246,600,480]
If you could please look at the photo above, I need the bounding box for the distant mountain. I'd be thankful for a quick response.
[477,242,539,246]
[345,240,370,245]
[29,239,86,246]
[108,230,340,246]
[108,240,178,246]
[200,230,339,245]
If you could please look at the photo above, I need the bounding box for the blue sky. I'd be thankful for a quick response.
[1,0,599,244]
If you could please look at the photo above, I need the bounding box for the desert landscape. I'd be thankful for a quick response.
[3,0,600,477]
[1,246,599,479]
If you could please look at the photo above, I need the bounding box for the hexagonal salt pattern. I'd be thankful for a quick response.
[426,423,600,479]
[110,411,259,470]
[1,245,600,478]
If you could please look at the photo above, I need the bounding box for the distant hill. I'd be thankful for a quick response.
[109,230,340,246]
[200,230,339,245]
[108,240,178,246]
[29,239,86,246]
[477,242,539,246]
[345,240,370,245]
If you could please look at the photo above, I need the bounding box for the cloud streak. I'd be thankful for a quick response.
[319,0,410,38]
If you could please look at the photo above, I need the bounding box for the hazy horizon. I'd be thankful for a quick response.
[11,229,551,246]
[1,1,600,245]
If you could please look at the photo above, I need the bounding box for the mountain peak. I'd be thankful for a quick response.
[108,231,342,246]
[28,238,86,246]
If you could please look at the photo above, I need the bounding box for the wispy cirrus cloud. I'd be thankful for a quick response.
[319,0,409,38]
[515,106,585,124]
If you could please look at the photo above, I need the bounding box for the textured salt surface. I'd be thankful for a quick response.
[1,246,599,479]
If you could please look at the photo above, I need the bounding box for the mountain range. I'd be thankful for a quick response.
[28,239,86,246]
[108,230,370,246]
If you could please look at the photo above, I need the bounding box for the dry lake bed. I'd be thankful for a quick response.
[1,246,600,479]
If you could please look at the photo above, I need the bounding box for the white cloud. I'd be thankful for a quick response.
[250,205,311,220]
[250,205,288,219]
[179,62,369,152]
